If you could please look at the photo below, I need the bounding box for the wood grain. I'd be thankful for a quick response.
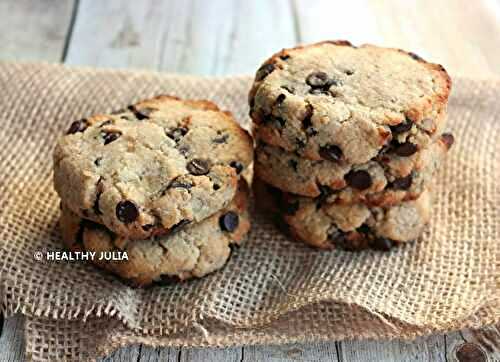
[0,315,25,362]
[293,0,500,78]
[244,342,340,361]
[340,335,446,362]
[65,0,297,74]
[0,0,76,62]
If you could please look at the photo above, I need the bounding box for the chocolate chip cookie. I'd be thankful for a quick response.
[60,181,251,287]
[54,95,253,239]
[249,41,451,163]
[255,133,453,206]
[254,180,432,251]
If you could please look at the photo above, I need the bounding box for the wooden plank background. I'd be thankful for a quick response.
[0,0,499,361]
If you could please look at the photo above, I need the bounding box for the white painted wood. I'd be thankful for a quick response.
[0,315,26,362]
[180,347,242,361]
[293,0,500,77]
[100,345,141,362]
[137,346,180,362]
[340,335,446,362]
[0,0,75,62]
[65,0,297,75]
[99,345,181,362]
[244,342,340,361]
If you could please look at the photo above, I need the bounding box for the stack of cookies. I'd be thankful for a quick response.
[250,41,454,251]
[54,96,253,286]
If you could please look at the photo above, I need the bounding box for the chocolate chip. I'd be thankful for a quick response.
[116,200,139,223]
[295,138,306,148]
[408,52,423,61]
[128,106,156,120]
[67,119,88,134]
[230,161,244,174]
[378,144,391,156]
[102,131,121,145]
[345,170,373,190]
[187,159,210,175]
[394,142,418,157]
[316,185,333,209]
[279,54,290,61]
[256,63,275,81]
[441,133,455,149]
[319,144,343,162]
[99,120,113,128]
[391,174,413,190]
[345,69,354,76]
[94,157,102,166]
[357,224,371,234]
[219,211,239,232]
[266,115,286,128]
[370,237,395,251]
[288,159,298,172]
[111,108,126,115]
[229,243,240,252]
[170,180,193,189]
[276,94,286,104]
[212,134,229,144]
[390,119,413,134]
[306,127,318,137]
[280,199,299,215]
[142,224,154,231]
[93,190,103,215]
[302,116,312,129]
[306,71,329,88]
[170,219,191,234]
[281,85,295,94]
[302,104,314,129]
[327,78,340,87]
[167,127,188,141]
[329,230,348,248]
[213,184,220,190]
[309,88,330,95]
[178,145,190,156]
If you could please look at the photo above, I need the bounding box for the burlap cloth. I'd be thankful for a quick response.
[0,62,498,361]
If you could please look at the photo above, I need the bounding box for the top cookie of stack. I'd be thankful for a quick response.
[54,95,253,240]
[250,40,450,163]
[250,41,454,251]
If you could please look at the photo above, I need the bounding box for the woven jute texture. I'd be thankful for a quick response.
[0,62,498,361]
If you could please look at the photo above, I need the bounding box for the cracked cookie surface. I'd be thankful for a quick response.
[59,181,251,287]
[254,179,432,251]
[54,95,253,239]
[255,133,453,206]
[249,41,451,164]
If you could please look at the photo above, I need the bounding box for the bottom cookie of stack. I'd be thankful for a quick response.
[59,181,251,287]
[254,180,432,251]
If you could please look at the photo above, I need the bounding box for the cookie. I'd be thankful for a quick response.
[254,180,432,251]
[54,95,253,239]
[255,133,453,206]
[60,181,251,287]
[249,41,451,163]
